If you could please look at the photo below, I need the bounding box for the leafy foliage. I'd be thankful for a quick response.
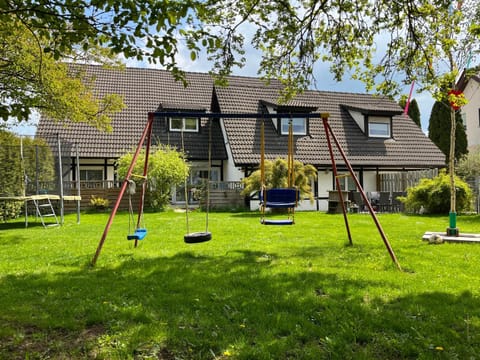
[89,195,110,211]
[428,100,468,162]
[456,145,480,178]
[117,145,189,210]
[242,158,317,201]
[0,18,125,127]
[3,1,479,107]
[399,170,472,214]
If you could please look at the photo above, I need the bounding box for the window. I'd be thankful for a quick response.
[280,117,307,135]
[461,112,467,130]
[368,116,391,138]
[335,172,357,191]
[173,168,220,204]
[169,117,199,132]
[80,169,103,181]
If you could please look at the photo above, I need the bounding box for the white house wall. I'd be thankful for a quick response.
[463,79,480,149]
[220,118,245,182]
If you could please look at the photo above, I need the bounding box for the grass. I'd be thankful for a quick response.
[1,210,480,359]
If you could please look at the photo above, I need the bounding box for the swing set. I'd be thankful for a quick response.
[126,178,147,242]
[259,117,299,225]
[91,112,401,271]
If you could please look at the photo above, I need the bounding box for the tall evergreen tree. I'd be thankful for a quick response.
[428,101,468,162]
[408,99,421,128]
[399,97,421,127]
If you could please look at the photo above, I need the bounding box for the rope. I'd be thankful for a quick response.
[127,179,136,235]
[260,119,266,220]
[181,117,212,234]
[205,117,212,233]
[181,128,190,234]
[287,117,294,188]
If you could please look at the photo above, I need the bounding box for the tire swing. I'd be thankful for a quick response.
[259,117,299,225]
[182,119,212,244]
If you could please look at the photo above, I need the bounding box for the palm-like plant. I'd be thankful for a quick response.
[242,158,317,202]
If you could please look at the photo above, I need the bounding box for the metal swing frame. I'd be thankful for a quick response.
[91,112,401,271]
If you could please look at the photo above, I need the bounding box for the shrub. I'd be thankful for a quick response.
[89,195,110,211]
[0,201,23,222]
[241,158,317,201]
[117,145,189,211]
[399,170,473,214]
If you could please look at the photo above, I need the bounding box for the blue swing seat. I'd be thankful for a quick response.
[260,188,299,226]
[260,188,299,208]
[127,228,147,241]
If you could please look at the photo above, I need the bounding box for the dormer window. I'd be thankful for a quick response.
[280,117,307,135]
[343,104,400,139]
[169,117,199,132]
[367,116,391,138]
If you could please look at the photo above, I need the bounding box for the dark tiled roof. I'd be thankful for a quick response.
[36,65,227,161]
[36,65,445,169]
[215,84,446,168]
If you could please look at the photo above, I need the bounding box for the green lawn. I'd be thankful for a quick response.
[1,210,480,359]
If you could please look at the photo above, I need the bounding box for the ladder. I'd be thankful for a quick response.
[32,197,59,228]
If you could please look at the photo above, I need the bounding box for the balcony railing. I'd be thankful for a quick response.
[26,180,244,193]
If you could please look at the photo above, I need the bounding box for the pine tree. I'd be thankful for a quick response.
[399,97,422,128]
[428,100,468,162]
[408,99,421,128]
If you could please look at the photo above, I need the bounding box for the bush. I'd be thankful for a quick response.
[89,195,110,211]
[399,170,473,214]
[241,158,317,201]
[0,201,23,222]
[117,145,189,211]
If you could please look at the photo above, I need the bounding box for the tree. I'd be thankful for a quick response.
[428,100,468,162]
[399,97,421,127]
[241,158,317,202]
[1,0,201,125]
[3,1,479,123]
[117,145,189,210]
[0,19,125,128]
[456,145,480,178]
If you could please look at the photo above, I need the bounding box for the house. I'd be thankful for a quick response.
[36,65,446,211]
[457,67,480,150]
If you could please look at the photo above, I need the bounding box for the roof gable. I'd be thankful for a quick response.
[214,81,445,168]
[36,65,225,160]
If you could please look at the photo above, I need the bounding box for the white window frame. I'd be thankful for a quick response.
[280,117,307,135]
[368,116,391,138]
[169,117,199,132]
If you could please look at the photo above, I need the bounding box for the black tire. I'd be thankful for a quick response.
[184,231,212,243]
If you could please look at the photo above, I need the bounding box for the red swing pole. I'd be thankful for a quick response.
[321,114,401,271]
[91,113,154,266]
[321,114,353,245]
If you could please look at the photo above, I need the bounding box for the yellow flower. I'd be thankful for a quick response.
[435,346,444,351]
[223,350,232,356]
